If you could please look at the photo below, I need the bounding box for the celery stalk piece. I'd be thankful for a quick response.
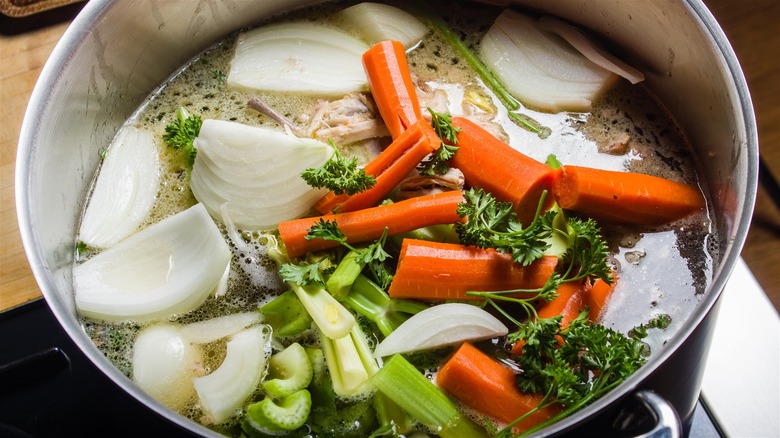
[263,343,314,398]
[374,390,413,435]
[319,324,380,398]
[345,274,429,337]
[332,335,370,394]
[261,233,355,339]
[260,290,313,337]
[325,250,364,301]
[290,282,355,339]
[371,355,487,438]
[243,389,312,435]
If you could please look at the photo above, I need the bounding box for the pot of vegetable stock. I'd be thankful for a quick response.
[15,0,757,437]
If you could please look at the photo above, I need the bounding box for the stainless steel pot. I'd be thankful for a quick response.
[15,0,758,436]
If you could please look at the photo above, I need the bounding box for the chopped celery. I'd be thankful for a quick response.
[242,389,312,435]
[263,343,313,398]
[544,203,571,258]
[371,355,486,438]
[398,224,460,245]
[262,233,355,339]
[326,250,364,300]
[260,290,313,337]
[320,323,379,398]
[374,390,413,436]
[307,347,379,437]
[345,274,429,337]
[290,282,355,339]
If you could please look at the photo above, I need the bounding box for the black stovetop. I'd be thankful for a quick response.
[0,299,195,438]
[0,298,722,438]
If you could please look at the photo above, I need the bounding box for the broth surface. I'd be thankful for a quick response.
[77,0,716,434]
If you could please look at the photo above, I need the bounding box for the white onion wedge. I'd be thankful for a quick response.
[480,9,617,112]
[193,325,270,424]
[79,125,160,248]
[180,312,263,344]
[373,303,508,358]
[537,16,644,84]
[74,203,231,322]
[132,324,203,411]
[228,22,369,95]
[339,3,428,49]
[190,119,333,230]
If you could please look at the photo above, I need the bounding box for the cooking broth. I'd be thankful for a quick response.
[77,0,716,435]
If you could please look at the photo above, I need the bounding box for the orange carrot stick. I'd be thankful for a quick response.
[450,117,554,226]
[552,165,705,225]
[581,275,616,321]
[387,239,558,301]
[363,40,422,139]
[510,277,616,356]
[315,119,440,214]
[511,281,584,356]
[279,191,464,259]
[437,342,560,432]
[536,281,584,322]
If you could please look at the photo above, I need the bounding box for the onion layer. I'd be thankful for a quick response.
[74,203,231,322]
[537,16,644,84]
[180,312,263,344]
[228,22,369,95]
[132,324,203,411]
[480,9,617,112]
[79,125,160,248]
[339,2,428,49]
[373,303,508,357]
[193,325,271,424]
[190,120,333,231]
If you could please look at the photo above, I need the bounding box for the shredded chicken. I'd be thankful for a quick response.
[395,167,465,200]
[301,93,390,144]
[248,93,389,145]
[413,74,509,143]
[599,132,631,155]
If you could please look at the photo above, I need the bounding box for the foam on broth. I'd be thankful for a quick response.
[77,0,717,434]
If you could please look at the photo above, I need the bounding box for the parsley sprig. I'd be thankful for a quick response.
[456,187,554,267]
[418,108,460,176]
[278,256,334,287]
[299,219,393,288]
[301,146,376,196]
[162,107,202,167]
[499,311,649,437]
[458,188,613,321]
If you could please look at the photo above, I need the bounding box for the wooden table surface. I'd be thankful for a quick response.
[1,0,779,313]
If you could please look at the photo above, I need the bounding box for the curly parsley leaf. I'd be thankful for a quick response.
[456,188,553,266]
[305,218,348,245]
[418,108,460,176]
[628,313,672,339]
[503,312,648,435]
[162,107,202,167]
[301,146,376,195]
[279,261,329,287]
[211,69,227,83]
[558,217,613,285]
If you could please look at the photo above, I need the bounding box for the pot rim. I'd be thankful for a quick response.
[14,0,759,436]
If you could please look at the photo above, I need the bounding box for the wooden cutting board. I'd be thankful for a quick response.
[1,0,778,313]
